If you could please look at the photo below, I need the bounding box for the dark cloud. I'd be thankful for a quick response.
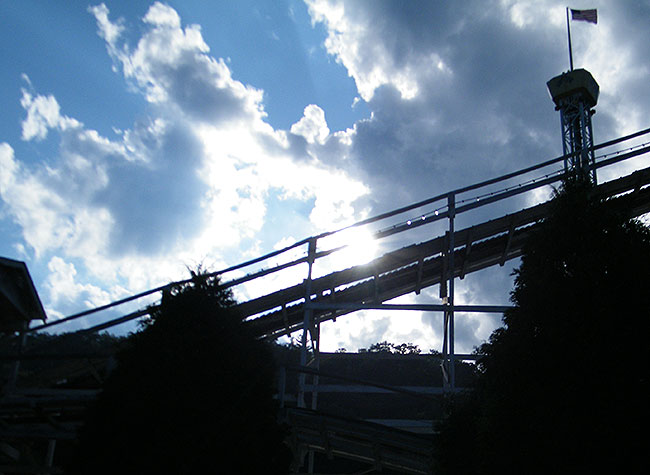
[95,122,207,255]
[158,57,262,125]
[304,0,616,351]
[343,5,565,208]
[310,0,650,223]
[349,314,391,349]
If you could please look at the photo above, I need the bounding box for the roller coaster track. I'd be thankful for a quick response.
[23,131,650,340]
[3,129,650,474]
[284,407,433,474]
[242,165,650,340]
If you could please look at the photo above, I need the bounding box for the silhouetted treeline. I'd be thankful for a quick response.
[366,340,423,354]
[0,331,124,390]
[435,180,650,474]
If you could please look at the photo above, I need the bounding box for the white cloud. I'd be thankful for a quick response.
[503,1,564,30]
[20,88,80,141]
[305,0,425,101]
[0,142,110,259]
[291,105,330,145]
[44,257,112,313]
[92,1,266,127]
[4,0,649,353]
[143,1,182,28]
[88,3,124,45]
[0,2,371,319]
[0,143,18,187]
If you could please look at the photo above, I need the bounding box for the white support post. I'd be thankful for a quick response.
[440,232,450,389]
[45,439,56,472]
[310,320,320,411]
[448,193,456,389]
[441,193,457,390]
[298,238,317,409]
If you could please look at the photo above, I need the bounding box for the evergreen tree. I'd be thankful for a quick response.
[436,181,650,474]
[68,272,291,474]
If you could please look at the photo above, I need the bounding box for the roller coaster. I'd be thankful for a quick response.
[2,124,650,473]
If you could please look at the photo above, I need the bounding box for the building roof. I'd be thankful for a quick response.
[0,257,46,333]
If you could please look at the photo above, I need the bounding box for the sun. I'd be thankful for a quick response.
[323,227,379,268]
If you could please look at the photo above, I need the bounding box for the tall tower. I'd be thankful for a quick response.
[547,68,599,184]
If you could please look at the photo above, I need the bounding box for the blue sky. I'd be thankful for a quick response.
[1,1,649,352]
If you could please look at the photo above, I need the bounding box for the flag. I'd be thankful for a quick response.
[571,8,597,24]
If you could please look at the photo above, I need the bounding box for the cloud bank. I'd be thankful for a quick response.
[0,2,368,319]
[1,1,649,352]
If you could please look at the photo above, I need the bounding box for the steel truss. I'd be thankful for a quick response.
[558,93,597,183]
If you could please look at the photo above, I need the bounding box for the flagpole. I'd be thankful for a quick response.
[566,7,574,71]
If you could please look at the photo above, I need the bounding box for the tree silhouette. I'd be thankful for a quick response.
[68,272,291,474]
[368,340,422,354]
[436,181,650,474]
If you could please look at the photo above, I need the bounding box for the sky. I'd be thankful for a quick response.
[1,0,649,353]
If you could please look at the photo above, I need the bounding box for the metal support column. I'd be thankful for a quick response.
[440,234,449,388]
[587,112,597,183]
[45,439,56,473]
[297,238,318,474]
[310,322,320,411]
[298,238,317,409]
[447,193,456,390]
[441,193,456,390]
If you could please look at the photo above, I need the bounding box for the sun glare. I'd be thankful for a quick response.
[325,228,379,268]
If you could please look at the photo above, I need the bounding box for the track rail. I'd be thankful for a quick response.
[3,131,650,475]
[24,128,650,335]
[285,408,433,474]
[242,167,650,339]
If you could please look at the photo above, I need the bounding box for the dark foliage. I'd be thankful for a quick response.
[367,340,422,354]
[67,273,291,474]
[436,181,650,474]
[0,331,124,389]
